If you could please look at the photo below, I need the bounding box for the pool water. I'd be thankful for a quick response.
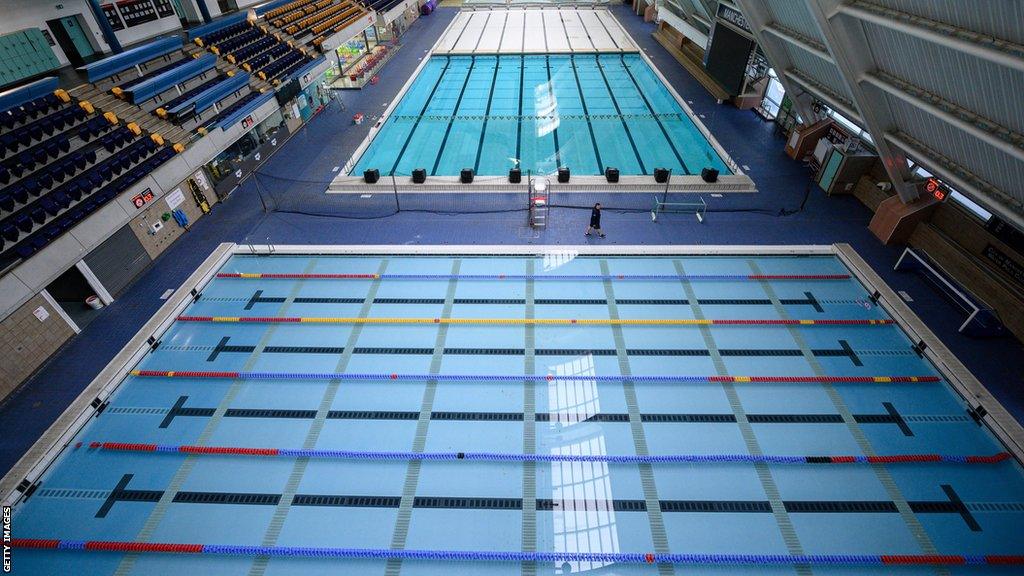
[351,54,733,177]
[11,253,1024,575]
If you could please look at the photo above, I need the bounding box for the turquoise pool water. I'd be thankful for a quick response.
[9,253,1024,575]
[351,54,733,177]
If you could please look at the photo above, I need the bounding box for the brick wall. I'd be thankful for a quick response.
[0,294,75,400]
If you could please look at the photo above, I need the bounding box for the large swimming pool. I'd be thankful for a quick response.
[351,54,733,177]
[8,250,1024,574]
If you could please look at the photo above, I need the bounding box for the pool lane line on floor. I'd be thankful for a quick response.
[388,55,453,176]
[430,55,476,176]
[175,316,893,326]
[249,258,389,576]
[592,54,647,174]
[78,471,987,532]
[141,401,936,434]
[190,338,866,364]
[386,258,460,576]
[87,443,1013,465]
[749,259,948,571]
[521,260,537,576]
[215,273,853,280]
[12,539,1024,566]
[130,371,941,383]
[675,259,808,573]
[567,52,606,174]
[617,53,688,174]
[239,293,827,310]
[113,258,321,576]
[599,259,673,576]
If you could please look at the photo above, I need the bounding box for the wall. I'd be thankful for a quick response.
[0,294,75,400]
[129,168,218,259]
[0,0,181,67]
[851,173,1024,340]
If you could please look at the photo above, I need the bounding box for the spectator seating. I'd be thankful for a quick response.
[79,36,185,92]
[0,78,178,268]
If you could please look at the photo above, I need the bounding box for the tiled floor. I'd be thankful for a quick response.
[1,6,1022,478]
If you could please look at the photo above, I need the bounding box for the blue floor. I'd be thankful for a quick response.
[1,5,1023,481]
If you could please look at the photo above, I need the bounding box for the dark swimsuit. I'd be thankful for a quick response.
[590,208,601,227]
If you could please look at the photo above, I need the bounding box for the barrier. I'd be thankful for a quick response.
[10,539,1024,565]
[129,370,941,383]
[88,442,1011,465]
[174,316,894,326]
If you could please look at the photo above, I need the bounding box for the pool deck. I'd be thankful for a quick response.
[1,5,1023,485]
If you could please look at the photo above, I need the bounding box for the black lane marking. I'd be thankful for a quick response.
[245,290,270,310]
[592,54,645,174]
[544,55,561,168]
[838,340,863,367]
[567,53,604,174]
[159,405,908,429]
[390,55,452,176]
[159,396,190,429]
[431,55,477,176]
[95,474,134,518]
[244,296,827,308]
[883,401,913,436]
[473,56,501,174]
[206,336,232,362]
[940,484,981,532]
[616,53,686,174]
[94,479,984,526]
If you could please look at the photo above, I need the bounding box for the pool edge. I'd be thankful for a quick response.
[834,242,1024,460]
[0,242,236,506]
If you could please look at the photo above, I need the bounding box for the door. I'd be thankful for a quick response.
[46,15,95,67]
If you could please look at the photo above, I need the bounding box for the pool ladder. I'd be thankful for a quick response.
[529,176,549,229]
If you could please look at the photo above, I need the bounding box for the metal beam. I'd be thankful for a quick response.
[887,131,1024,231]
[803,0,918,202]
[763,23,833,63]
[839,0,1024,75]
[784,68,860,123]
[863,72,1024,165]
[733,0,818,123]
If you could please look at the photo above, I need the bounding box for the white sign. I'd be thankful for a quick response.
[193,171,210,190]
[33,306,49,322]
[166,188,184,209]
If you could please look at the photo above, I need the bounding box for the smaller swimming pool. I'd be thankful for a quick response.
[352,53,733,178]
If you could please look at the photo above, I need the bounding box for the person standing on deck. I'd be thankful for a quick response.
[585,203,605,238]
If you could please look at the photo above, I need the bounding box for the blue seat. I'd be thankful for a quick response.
[0,165,8,184]
[51,191,70,209]
[30,207,46,224]
[10,184,27,204]
[66,182,82,202]
[14,214,32,232]
[23,178,40,197]
[42,197,59,215]
[1,223,17,241]
[15,243,34,259]
[0,193,12,212]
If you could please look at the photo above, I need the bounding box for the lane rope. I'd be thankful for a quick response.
[216,273,852,281]
[175,316,894,326]
[87,442,1012,465]
[129,371,942,384]
[11,539,1024,565]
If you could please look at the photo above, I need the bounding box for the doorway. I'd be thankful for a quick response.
[46,15,98,68]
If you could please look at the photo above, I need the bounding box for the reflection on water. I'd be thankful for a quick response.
[535,80,560,137]
[542,251,579,272]
[547,355,620,573]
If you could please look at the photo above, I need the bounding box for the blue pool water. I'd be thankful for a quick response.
[351,54,733,177]
[10,253,1024,575]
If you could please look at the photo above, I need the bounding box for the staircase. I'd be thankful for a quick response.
[67,84,190,146]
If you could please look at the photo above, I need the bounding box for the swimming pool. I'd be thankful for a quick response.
[350,53,733,178]
[6,245,1024,575]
